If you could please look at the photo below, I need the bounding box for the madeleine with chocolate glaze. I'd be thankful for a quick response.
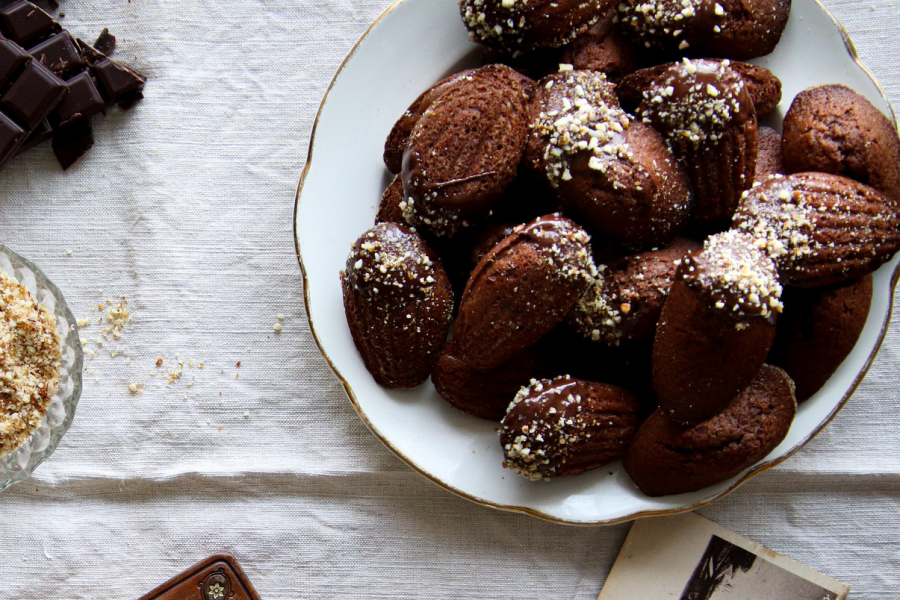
[448,213,595,372]
[527,70,691,249]
[459,0,614,53]
[570,237,701,346]
[769,275,872,401]
[782,84,900,205]
[624,364,797,497]
[501,376,641,480]
[653,230,783,425]
[617,60,781,119]
[635,58,757,225]
[733,173,900,288]
[341,223,453,388]
[616,0,791,61]
[401,64,533,237]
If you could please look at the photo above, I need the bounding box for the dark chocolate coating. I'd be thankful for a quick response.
[617,0,790,61]
[448,214,594,371]
[635,59,757,224]
[341,223,454,388]
[460,0,615,53]
[501,376,641,479]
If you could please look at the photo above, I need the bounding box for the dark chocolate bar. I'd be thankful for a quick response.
[0,0,146,169]
[138,552,263,600]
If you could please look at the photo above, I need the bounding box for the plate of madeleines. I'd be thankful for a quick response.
[295,0,900,524]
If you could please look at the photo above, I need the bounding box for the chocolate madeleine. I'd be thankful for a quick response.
[782,84,900,205]
[634,59,757,225]
[570,237,701,346]
[459,0,614,53]
[733,173,900,287]
[383,69,473,174]
[769,275,872,400]
[755,126,783,182]
[730,61,782,119]
[527,70,691,248]
[341,223,453,388]
[402,64,533,237]
[616,0,790,61]
[501,376,641,480]
[624,364,796,497]
[432,347,549,421]
[375,174,404,224]
[448,214,595,371]
[559,18,639,82]
[653,230,782,425]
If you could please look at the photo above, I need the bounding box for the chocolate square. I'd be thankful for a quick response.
[0,57,65,127]
[0,1,60,46]
[28,31,86,77]
[137,552,263,600]
[92,57,146,105]
[0,38,30,89]
[51,70,104,127]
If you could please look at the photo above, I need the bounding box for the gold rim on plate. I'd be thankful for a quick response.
[293,0,900,525]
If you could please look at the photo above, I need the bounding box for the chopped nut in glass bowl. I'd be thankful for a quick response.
[0,245,83,493]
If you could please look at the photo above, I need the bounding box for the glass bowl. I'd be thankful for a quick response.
[0,244,83,492]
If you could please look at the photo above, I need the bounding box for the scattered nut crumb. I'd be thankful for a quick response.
[128,383,140,393]
[273,323,282,332]
[156,357,163,367]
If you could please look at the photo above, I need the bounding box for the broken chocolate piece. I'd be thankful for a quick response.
[92,57,146,106]
[51,117,92,169]
[93,27,115,56]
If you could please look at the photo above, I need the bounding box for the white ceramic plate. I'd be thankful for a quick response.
[294,0,899,524]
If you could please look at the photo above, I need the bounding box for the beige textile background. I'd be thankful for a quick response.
[0,0,898,598]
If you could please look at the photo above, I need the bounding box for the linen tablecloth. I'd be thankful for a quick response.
[0,0,898,598]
